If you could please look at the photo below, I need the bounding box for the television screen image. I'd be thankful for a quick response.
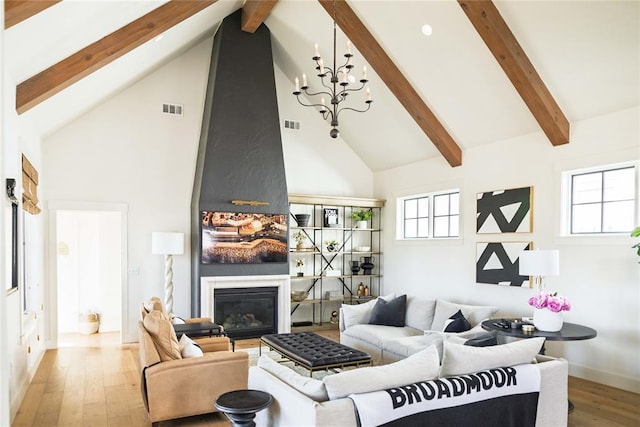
[201,212,288,264]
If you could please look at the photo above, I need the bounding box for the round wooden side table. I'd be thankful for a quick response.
[214,389,273,427]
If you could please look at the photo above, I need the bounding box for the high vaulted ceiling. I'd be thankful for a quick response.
[4,0,639,172]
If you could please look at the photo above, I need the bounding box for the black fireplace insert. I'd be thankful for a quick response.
[214,287,278,339]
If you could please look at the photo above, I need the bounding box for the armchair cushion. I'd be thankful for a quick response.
[143,310,182,361]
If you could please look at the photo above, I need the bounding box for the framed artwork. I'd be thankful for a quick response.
[476,241,532,287]
[201,211,288,264]
[323,208,340,227]
[477,186,532,233]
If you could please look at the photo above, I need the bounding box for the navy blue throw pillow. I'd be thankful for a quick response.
[464,331,499,347]
[369,295,407,327]
[443,309,471,333]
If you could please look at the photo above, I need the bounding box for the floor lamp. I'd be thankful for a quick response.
[152,232,184,314]
[519,249,559,291]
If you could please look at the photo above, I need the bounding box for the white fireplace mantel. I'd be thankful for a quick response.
[201,275,291,334]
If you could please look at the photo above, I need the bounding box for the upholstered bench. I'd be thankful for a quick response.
[260,332,371,376]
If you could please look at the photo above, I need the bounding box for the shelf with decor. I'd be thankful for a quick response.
[288,194,385,328]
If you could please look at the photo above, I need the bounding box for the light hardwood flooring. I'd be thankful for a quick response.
[12,331,640,426]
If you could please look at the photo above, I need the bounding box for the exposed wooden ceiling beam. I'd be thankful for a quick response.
[16,0,217,114]
[318,0,462,167]
[4,0,61,29]
[458,0,570,146]
[241,0,278,33]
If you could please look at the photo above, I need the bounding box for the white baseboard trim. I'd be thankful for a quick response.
[569,362,640,394]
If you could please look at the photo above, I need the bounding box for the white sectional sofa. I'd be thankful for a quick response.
[248,294,570,427]
[340,295,499,364]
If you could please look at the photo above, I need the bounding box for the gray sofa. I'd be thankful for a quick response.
[249,294,569,426]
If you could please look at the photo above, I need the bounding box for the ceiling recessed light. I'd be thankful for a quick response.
[421,24,433,36]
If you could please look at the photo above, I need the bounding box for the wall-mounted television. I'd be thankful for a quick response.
[201,211,288,264]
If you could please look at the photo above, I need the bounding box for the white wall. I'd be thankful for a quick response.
[0,7,9,423]
[2,33,47,420]
[374,107,640,393]
[43,37,375,343]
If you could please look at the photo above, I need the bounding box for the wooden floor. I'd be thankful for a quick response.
[12,331,640,426]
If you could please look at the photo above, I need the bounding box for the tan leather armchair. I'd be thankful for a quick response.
[138,319,248,425]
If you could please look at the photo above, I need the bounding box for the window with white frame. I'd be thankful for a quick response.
[564,163,637,234]
[397,190,459,239]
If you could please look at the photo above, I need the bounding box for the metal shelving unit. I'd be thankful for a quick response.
[288,194,385,330]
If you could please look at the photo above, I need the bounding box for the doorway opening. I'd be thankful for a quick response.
[55,210,123,347]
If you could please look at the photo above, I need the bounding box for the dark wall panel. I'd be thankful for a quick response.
[191,10,289,315]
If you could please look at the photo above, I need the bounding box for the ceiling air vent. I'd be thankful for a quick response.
[162,103,184,116]
[284,120,300,130]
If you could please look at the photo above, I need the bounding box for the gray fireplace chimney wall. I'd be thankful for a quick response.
[191,10,289,315]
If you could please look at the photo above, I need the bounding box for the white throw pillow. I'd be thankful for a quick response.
[179,334,203,358]
[431,300,498,331]
[171,316,186,325]
[341,293,396,329]
[405,297,437,330]
[439,337,545,377]
[322,345,440,400]
[257,355,329,402]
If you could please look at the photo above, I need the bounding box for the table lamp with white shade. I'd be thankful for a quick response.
[152,232,184,314]
[519,249,559,291]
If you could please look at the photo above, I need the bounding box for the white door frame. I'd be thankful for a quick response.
[46,201,128,348]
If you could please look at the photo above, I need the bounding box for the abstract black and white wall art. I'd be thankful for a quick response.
[476,241,532,287]
[477,186,532,233]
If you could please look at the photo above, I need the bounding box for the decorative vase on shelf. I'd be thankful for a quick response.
[533,308,563,332]
[356,220,368,229]
[294,214,310,227]
[350,261,361,275]
[360,256,375,275]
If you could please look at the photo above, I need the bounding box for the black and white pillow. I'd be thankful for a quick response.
[443,309,471,333]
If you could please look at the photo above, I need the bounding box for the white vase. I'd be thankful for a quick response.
[533,308,563,332]
[356,220,368,229]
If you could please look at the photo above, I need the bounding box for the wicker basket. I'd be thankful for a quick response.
[78,312,100,334]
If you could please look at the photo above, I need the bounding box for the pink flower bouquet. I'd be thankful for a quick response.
[528,291,571,313]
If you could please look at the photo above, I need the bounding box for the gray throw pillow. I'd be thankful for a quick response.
[369,294,407,327]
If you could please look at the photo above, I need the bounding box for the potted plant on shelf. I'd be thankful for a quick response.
[351,209,373,229]
[324,239,340,252]
[292,231,307,250]
[296,259,304,276]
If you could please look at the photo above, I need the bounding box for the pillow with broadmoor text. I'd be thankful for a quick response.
[439,337,545,377]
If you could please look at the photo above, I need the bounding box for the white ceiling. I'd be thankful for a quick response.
[4,0,639,172]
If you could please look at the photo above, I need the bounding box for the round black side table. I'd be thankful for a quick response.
[214,389,273,427]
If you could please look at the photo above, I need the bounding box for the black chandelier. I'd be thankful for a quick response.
[292,1,372,139]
